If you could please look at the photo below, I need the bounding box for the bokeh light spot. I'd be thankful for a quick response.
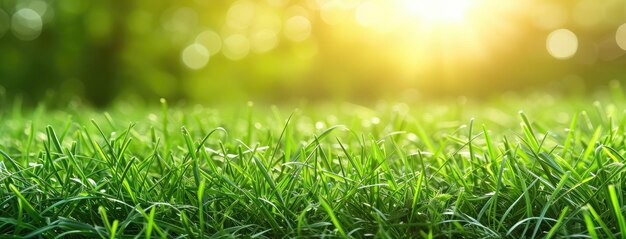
[21,0,48,16]
[11,8,43,41]
[227,0,256,30]
[251,29,278,53]
[616,23,626,51]
[195,30,222,56]
[546,29,578,59]
[284,16,311,42]
[223,34,251,60]
[182,43,210,70]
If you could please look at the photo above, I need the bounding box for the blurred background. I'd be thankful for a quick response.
[0,0,626,106]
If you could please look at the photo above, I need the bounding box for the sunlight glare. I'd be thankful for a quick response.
[403,0,476,25]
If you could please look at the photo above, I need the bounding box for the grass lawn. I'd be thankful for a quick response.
[2,89,626,238]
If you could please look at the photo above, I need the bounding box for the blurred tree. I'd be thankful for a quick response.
[0,0,625,106]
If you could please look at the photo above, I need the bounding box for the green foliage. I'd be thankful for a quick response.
[1,92,626,237]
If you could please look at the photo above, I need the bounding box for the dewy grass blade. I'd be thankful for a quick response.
[160,98,170,153]
[587,204,616,239]
[2,94,626,237]
[519,111,540,151]
[146,206,156,239]
[110,220,119,239]
[544,206,569,239]
[9,184,42,222]
[319,195,346,238]
[99,206,112,233]
[582,127,602,164]
[198,179,206,237]
[583,208,599,239]
[609,185,626,237]
[0,149,23,177]
[531,171,570,238]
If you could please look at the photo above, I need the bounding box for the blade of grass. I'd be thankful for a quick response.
[608,185,626,237]
[318,195,346,238]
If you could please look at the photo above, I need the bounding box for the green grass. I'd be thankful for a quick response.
[2,89,626,238]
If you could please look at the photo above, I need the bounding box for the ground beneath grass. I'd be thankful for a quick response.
[1,92,626,238]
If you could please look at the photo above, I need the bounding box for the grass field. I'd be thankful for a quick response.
[2,88,626,238]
